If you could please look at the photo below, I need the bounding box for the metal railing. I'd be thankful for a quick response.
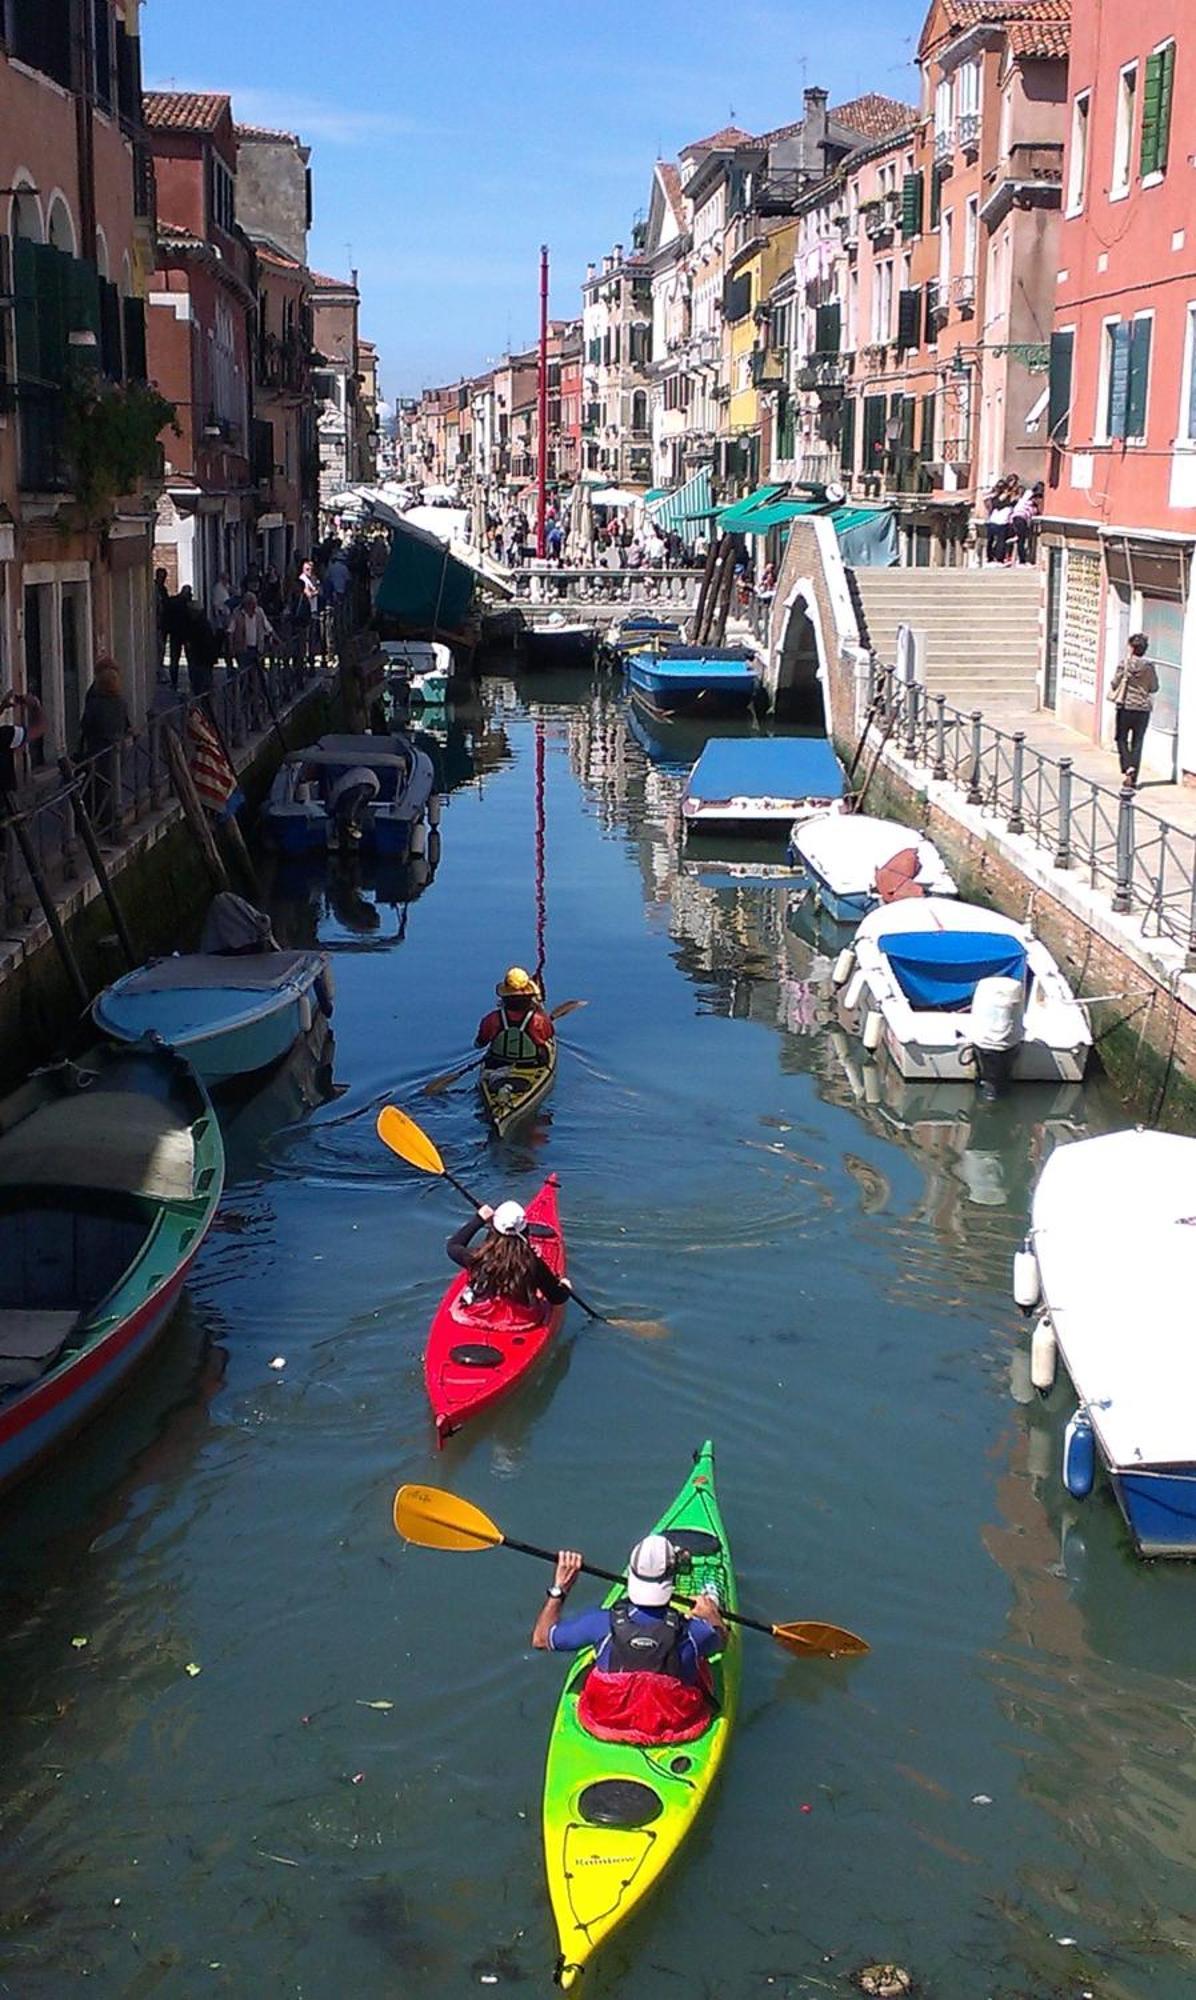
[511,565,703,607]
[868,663,1196,964]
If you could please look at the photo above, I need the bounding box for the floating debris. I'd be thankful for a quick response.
[856,1967,913,1998]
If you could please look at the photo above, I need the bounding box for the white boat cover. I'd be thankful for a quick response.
[1033,1130,1196,1470]
[796,813,957,899]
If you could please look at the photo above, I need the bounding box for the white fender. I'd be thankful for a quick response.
[428,794,443,827]
[844,969,866,1013]
[862,1009,883,1054]
[298,993,313,1034]
[409,820,428,858]
[832,947,855,989]
[1030,1315,1057,1395]
[1013,1241,1040,1312]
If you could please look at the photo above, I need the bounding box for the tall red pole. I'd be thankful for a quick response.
[536,243,549,560]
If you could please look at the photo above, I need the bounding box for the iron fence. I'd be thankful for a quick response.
[868,664,1196,965]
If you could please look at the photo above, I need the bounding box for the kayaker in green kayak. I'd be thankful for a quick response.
[476,966,555,1069]
[532,1535,727,1744]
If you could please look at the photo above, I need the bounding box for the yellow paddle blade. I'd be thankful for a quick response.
[376,1105,446,1176]
[772,1620,870,1659]
[607,1316,670,1341]
[393,1483,505,1552]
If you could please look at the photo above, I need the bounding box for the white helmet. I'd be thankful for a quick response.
[491,1200,528,1238]
[627,1533,677,1607]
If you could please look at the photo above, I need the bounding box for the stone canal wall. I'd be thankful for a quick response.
[769,519,1196,1125]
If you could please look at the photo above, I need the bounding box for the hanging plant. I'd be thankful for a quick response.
[62,373,179,522]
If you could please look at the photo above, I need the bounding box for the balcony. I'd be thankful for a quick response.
[751,346,788,389]
[258,330,311,397]
[755,170,806,215]
[861,202,893,245]
[958,110,981,155]
[795,356,847,393]
[926,280,949,326]
[934,125,954,165]
[951,272,976,315]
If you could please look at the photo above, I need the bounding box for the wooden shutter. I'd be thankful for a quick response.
[920,391,936,460]
[900,172,924,239]
[1107,321,1132,439]
[900,395,916,468]
[863,394,886,467]
[99,278,123,379]
[1047,329,1074,443]
[839,394,856,478]
[929,165,943,230]
[896,288,921,352]
[123,297,148,383]
[814,301,841,354]
[1139,44,1174,177]
[1126,317,1152,437]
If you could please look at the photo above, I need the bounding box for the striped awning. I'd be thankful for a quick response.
[717,484,787,531]
[647,466,714,534]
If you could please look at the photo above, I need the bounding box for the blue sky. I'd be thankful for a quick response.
[145,0,927,401]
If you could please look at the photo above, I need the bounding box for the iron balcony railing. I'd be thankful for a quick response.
[867,662,1196,964]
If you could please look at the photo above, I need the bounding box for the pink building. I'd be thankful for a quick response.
[1043,1,1196,779]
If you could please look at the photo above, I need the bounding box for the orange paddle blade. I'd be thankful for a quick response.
[393,1483,505,1552]
[771,1620,870,1659]
[376,1105,446,1176]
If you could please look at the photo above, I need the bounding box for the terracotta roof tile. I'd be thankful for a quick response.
[682,123,753,155]
[234,121,299,144]
[937,0,1070,34]
[1006,16,1070,55]
[310,269,358,293]
[144,90,231,133]
[658,160,685,228]
[830,92,918,138]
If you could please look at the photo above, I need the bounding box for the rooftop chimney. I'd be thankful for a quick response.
[801,86,829,176]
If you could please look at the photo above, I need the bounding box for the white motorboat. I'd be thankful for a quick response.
[836,896,1091,1093]
[1018,1130,1196,1557]
[791,812,957,923]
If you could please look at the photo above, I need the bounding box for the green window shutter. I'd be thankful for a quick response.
[900,171,924,239]
[1156,42,1175,174]
[1047,329,1074,443]
[896,288,921,352]
[863,393,886,467]
[900,395,916,458]
[1107,320,1132,439]
[1139,49,1163,176]
[123,297,147,383]
[13,236,42,388]
[920,391,936,460]
[814,301,841,354]
[1126,317,1152,437]
[929,165,942,229]
[839,394,856,479]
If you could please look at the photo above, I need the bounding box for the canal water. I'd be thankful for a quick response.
[3,673,1195,2000]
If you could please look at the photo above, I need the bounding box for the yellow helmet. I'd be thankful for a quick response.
[497,965,540,999]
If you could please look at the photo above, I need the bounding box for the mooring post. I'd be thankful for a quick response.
[1007,732,1025,834]
[967,710,984,805]
[1113,785,1135,913]
[932,693,947,781]
[1054,757,1073,869]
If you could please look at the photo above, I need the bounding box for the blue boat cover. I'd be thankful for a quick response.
[635,660,756,686]
[687,737,845,804]
[879,930,1027,1010]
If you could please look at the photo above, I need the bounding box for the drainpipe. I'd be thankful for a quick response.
[73,0,98,261]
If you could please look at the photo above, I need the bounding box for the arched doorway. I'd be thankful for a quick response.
[774,591,827,725]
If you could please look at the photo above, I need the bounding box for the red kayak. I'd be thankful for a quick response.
[425,1176,567,1446]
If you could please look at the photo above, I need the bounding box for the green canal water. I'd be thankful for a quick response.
[3,674,1196,2000]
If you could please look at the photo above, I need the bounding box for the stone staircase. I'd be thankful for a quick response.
[850,566,1044,711]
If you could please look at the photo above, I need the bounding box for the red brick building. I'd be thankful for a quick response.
[144,90,257,610]
[1042,0,1195,780]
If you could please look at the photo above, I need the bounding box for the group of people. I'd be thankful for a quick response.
[982,476,1043,565]
[489,504,695,573]
[450,965,726,1744]
[154,538,376,697]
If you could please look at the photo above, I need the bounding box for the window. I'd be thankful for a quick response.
[1140,42,1176,180]
[210,156,235,234]
[964,195,979,275]
[1102,314,1152,441]
[91,0,113,111]
[1048,328,1074,444]
[1182,304,1196,444]
[939,209,954,292]
[1112,62,1137,197]
[1067,92,1090,212]
[872,261,893,345]
[935,77,953,138]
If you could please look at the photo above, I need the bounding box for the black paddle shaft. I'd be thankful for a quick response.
[502,1533,770,1638]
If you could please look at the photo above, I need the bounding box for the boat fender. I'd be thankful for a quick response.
[1013,1240,1040,1312]
[298,992,313,1034]
[843,968,865,1013]
[428,794,443,828]
[832,947,855,988]
[316,965,335,1017]
[1030,1315,1057,1395]
[1062,1409,1095,1500]
[862,1008,883,1054]
[409,820,428,858]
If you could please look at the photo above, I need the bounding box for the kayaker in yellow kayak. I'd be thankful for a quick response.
[475,967,555,1069]
[532,1536,727,1745]
[448,1201,572,1314]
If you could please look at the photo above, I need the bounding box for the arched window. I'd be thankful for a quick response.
[10,180,43,244]
[631,390,648,433]
[95,227,110,280]
[46,194,76,255]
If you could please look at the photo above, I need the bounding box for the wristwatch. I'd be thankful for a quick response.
[546,1583,566,1600]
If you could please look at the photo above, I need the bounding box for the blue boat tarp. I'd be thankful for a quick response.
[879,930,1027,1010]
[636,660,756,688]
[687,737,845,804]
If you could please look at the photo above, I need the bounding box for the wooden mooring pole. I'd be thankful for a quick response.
[58,755,137,968]
[0,794,90,1011]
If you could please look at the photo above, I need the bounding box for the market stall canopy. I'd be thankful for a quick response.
[589,487,642,507]
[646,467,714,535]
[717,484,786,531]
[717,490,898,565]
[375,513,478,633]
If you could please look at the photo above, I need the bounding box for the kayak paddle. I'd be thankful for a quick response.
[423,999,589,1096]
[393,1482,870,1661]
[375,1105,667,1339]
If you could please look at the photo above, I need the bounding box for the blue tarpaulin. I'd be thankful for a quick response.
[686,737,845,804]
[879,931,1028,1010]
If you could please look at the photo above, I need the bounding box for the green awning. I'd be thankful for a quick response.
[647,467,713,536]
[716,483,787,530]
[375,516,476,632]
[644,486,669,503]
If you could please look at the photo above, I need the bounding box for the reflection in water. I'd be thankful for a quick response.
[2,670,1194,1998]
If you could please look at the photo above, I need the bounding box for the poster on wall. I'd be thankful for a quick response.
[1059,549,1101,701]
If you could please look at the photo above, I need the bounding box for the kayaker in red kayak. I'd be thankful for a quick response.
[532,1537,727,1745]
[447,1200,573,1313]
[475,967,554,1069]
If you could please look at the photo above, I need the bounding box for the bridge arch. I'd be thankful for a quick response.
[773,578,829,726]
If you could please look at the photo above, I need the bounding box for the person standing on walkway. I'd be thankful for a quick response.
[230,591,277,672]
[1010,482,1043,565]
[76,657,132,840]
[1108,633,1158,789]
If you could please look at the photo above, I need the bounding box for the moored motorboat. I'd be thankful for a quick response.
[424,1175,567,1445]
[523,621,599,670]
[610,612,684,655]
[0,1041,224,1495]
[262,733,439,857]
[682,737,846,836]
[627,645,758,719]
[542,1440,738,1989]
[790,811,958,922]
[1020,1130,1196,1556]
[837,896,1091,1092]
[93,923,333,1087]
[479,1036,558,1137]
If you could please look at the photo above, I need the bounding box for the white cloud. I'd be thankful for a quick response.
[145,81,431,146]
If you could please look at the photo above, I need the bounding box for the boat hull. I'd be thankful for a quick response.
[424,1176,566,1443]
[1110,1468,1196,1557]
[627,666,757,719]
[94,954,331,1085]
[542,1441,738,1990]
[479,1037,558,1137]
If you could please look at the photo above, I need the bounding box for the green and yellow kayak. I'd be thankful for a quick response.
[542,1440,738,1988]
[479,1035,558,1138]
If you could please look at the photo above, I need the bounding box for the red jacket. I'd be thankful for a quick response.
[475,1005,554,1050]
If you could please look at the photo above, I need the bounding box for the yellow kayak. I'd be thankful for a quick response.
[478,1035,557,1138]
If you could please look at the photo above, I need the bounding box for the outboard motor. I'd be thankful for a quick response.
[967,974,1025,1099]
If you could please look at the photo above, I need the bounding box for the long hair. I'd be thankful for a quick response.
[472,1230,542,1308]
